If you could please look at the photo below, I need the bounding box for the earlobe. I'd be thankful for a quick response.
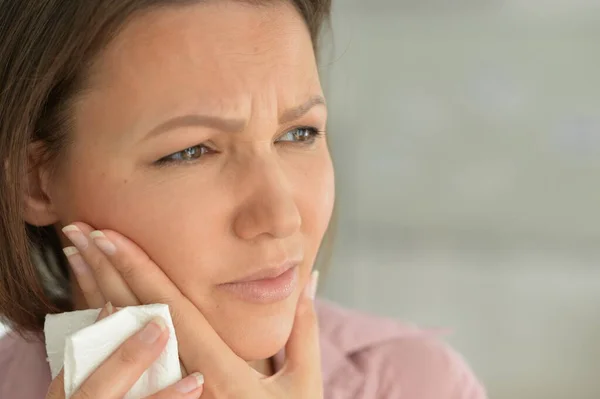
[22,143,60,227]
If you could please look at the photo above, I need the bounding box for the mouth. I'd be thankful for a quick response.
[219,262,300,304]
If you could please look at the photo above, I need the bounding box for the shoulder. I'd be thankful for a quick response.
[0,331,52,399]
[316,300,488,399]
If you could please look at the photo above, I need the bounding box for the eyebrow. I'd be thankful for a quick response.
[145,95,326,139]
[279,95,326,125]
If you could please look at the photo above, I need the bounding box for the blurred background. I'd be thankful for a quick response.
[318,1,600,398]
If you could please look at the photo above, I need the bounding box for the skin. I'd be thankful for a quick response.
[26,0,334,377]
[46,304,206,399]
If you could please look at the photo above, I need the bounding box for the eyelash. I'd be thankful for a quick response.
[155,126,324,166]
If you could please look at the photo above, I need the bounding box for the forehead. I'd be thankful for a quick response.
[81,2,321,120]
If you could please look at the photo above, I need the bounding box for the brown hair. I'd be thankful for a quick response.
[0,0,332,334]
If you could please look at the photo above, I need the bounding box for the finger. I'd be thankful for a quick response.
[72,317,169,399]
[96,301,114,321]
[145,372,204,399]
[62,223,140,307]
[93,229,250,385]
[45,369,66,399]
[63,246,105,308]
[281,270,321,382]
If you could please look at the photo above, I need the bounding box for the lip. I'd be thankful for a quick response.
[230,262,297,283]
[219,262,300,304]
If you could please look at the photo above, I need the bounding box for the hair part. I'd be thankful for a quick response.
[0,0,331,334]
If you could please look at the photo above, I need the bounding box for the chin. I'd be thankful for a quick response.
[206,294,299,361]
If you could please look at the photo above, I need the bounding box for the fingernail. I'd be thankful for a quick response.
[90,230,117,255]
[62,247,91,276]
[62,225,89,249]
[304,270,319,300]
[63,246,78,257]
[96,302,113,321]
[175,372,204,393]
[310,270,319,299]
[138,317,167,345]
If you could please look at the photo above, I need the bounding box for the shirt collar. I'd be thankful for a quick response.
[273,300,437,397]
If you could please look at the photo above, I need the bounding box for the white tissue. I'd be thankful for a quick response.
[44,304,181,399]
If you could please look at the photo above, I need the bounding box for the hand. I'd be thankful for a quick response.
[62,222,323,399]
[63,222,191,376]
[45,302,204,399]
[62,223,139,309]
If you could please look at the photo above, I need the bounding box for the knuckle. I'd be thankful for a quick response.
[117,252,152,287]
[87,251,108,273]
[118,257,139,282]
[119,248,151,277]
[87,256,114,284]
[116,343,142,367]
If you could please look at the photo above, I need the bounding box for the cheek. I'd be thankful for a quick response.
[297,151,335,252]
[58,165,226,282]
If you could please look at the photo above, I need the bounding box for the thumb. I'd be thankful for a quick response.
[283,271,321,380]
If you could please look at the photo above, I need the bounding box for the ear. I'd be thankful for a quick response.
[22,142,60,226]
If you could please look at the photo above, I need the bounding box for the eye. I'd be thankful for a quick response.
[156,144,211,165]
[276,127,323,144]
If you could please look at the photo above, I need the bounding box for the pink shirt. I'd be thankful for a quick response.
[0,300,487,398]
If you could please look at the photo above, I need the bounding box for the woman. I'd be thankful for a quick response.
[0,1,487,398]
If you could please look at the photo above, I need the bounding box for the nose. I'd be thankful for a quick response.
[232,157,302,241]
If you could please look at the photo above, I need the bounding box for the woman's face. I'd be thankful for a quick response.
[48,1,334,361]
